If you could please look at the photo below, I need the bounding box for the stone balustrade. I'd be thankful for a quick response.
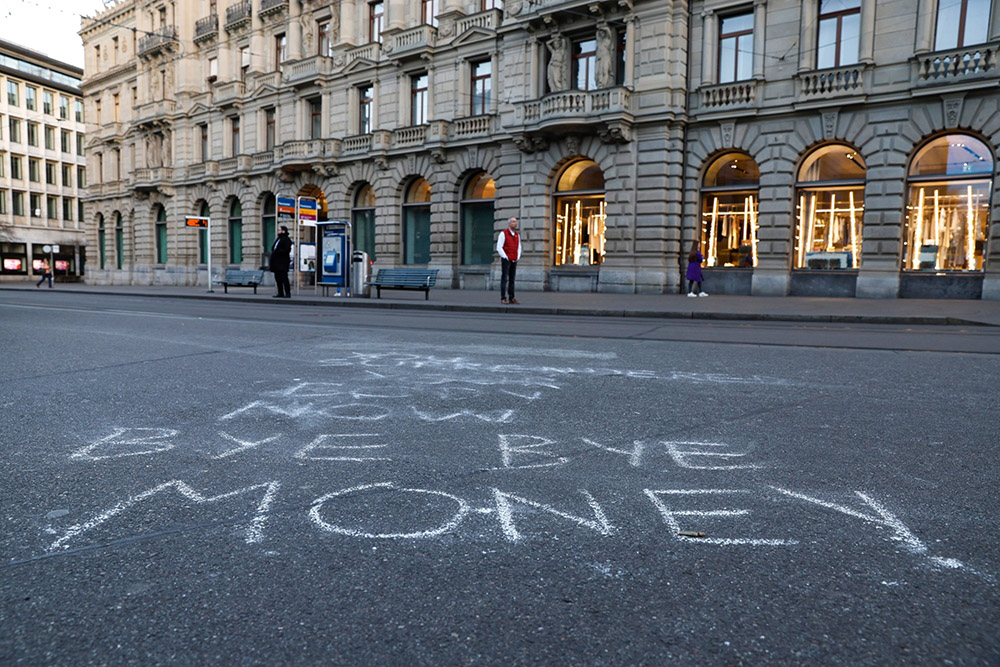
[798,66,866,99]
[393,125,428,147]
[453,115,495,138]
[698,81,758,109]
[346,42,381,64]
[389,25,436,56]
[212,80,245,105]
[915,43,997,84]
[456,9,501,35]
[343,134,373,154]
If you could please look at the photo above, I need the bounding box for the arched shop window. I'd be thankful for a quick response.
[794,145,866,269]
[115,212,124,270]
[700,153,760,267]
[154,205,167,265]
[261,194,276,265]
[903,134,993,271]
[461,172,496,265]
[353,184,376,261]
[228,199,243,264]
[402,178,431,264]
[97,214,106,269]
[199,201,210,264]
[554,159,606,266]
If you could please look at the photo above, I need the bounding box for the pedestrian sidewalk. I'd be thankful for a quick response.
[3,281,999,327]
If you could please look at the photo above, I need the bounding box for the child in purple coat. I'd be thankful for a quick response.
[686,241,708,297]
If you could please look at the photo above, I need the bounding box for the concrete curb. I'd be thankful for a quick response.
[3,285,994,327]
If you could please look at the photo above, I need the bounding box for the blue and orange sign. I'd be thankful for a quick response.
[298,197,318,223]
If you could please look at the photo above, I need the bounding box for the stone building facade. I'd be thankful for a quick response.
[79,0,1000,298]
[0,40,87,283]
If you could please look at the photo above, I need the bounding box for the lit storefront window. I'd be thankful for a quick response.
[903,134,993,271]
[554,159,606,266]
[700,153,759,267]
[794,145,866,269]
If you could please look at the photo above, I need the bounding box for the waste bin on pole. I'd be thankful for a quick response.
[351,251,371,298]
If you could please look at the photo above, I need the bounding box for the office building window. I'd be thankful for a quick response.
[44,126,55,150]
[29,159,40,182]
[359,85,373,134]
[230,116,240,156]
[309,97,322,139]
[935,0,991,50]
[78,166,86,187]
[62,164,72,187]
[63,198,73,221]
[7,81,18,106]
[265,109,276,150]
[11,155,23,180]
[47,195,58,219]
[26,86,36,110]
[76,133,84,156]
[0,192,6,215]
[470,59,492,115]
[369,2,384,43]
[46,162,57,184]
[43,91,53,115]
[61,129,71,153]
[795,145,867,270]
[572,37,597,90]
[817,0,861,69]
[719,12,754,83]
[27,122,38,147]
[13,191,25,216]
[30,193,41,217]
[75,99,83,122]
[9,118,20,143]
[59,96,68,119]
[410,72,428,125]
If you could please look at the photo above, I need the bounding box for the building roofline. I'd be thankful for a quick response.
[0,38,84,77]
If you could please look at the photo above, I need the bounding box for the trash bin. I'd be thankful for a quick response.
[351,251,371,298]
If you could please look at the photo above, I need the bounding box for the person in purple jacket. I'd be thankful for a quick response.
[686,241,708,297]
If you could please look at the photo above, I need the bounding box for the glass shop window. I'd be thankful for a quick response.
[794,145,867,269]
[554,159,606,266]
[700,153,760,268]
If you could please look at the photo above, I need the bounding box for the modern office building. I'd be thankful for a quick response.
[0,40,87,283]
[79,0,1000,299]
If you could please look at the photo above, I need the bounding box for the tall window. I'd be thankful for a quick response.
[461,172,496,265]
[572,37,597,90]
[9,118,20,143]
[904,135,993,271]
[318,20,332,56]
[10,155,22,180]
[718,12,753,83]
[470,59,492,115]
[309,97,322,139]
[75,99,83,122]
[240,46,250,81]
[13,191,25,216]
[30,194,41,217]
[230,116,240,156]
[98,214,106,269]
[155,205,168,264]
[115,212,124,269]
[198,201,210,264]
[422,0,439,26]
[61,130,71,153]
[44,126,55,150]
[46,162,57,184]
[47,196,58,219]
[60,96,68,119]
[43,91,53,115]
[352,184,377,261]
[229,199,243,264]
[369,2,384,43]
[262,194,276,265]
[359,85,374,134]
[63,198,73,221]
[7,81,18,106]
[554,160,606,266]
[817,0,861,69]
[29,159,40,182]
[275,34,287,71]
[27,123,38,147]
[62,165,72,186]
[794,145,867,269]
[481,0,502,8]
[199,123,209,160]
[410,72,428,125]
[402,178,431,265]
[95,99,102,123]
[935,0,991,51]
[265,108,276,149]
[25,86,36,110]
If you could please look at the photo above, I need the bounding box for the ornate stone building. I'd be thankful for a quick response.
[79,0,1000,298]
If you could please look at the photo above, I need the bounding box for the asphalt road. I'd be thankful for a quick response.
[1,291,998,664]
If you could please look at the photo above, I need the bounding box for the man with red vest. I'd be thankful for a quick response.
[496,216,521,304]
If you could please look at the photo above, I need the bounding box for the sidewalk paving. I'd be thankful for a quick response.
[3,281,1000,327]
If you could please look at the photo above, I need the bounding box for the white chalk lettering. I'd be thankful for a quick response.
[413,407,515,423]
[644,489,797,546]
[294,434,390,462]
[309,482,469,539]
[214,432,280,460]
[581,438,646,467]
[492,489,613,542]
[662,441,762,470]
[498,434,569,469]
[70,427,179,461]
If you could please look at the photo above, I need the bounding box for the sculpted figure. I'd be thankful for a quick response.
[546,35,568,93]
[595,25,615,88]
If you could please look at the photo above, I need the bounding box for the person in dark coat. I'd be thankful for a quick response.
[686,240,707,297]
[270,225,293,298]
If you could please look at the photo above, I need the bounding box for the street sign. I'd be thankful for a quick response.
[277,196,296,215]
[52,245,60,253]
[298,197,318,224]
[185,216,209,228]
[42,245,52,253]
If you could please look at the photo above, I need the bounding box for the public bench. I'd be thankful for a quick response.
[214,269,265,294]
[365,268,439,300]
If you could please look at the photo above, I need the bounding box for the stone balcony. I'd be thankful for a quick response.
[452,115,496,139]
[284,56,333,86]
[278,139,326,162]
[212,80,245,106]
[194,15,218,44]
[913,42,998,88]
[386,25,436,59]
[225,0,252,30]
[132,167,174,190]
[392,125,428,148]
[133,100,177,125]
[251,71,282,89]
[217,156,251,175]
[343,134,373,154]
[696,80,758,112]
[513,87,633,142]
[455,8,501,36]
[137,26,177,57]
[343,42,381,68]
[259,0,288,18]
[796,65,869,102]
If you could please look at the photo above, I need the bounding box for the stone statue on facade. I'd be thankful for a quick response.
[546,35,568,93]
[595,25,615,88]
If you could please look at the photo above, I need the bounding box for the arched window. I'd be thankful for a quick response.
[461,172,496,265]
[228,199,243,265]
[154,205,167,264]
[352,184,376,261]
[198,201,210,264]
[97,214,106,270]
[904,135,993,272]
[700,153,760,267]
[115,212,124,270]
[261,194,276,264]
[554,159,606,266]
[794,145,866,269]
[402,178,431,264]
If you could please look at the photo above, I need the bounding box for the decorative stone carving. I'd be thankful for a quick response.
[374,156,389,171]
[546,35,568,93]
[720,121,735,147]
[821,110,839,140]
[302,12,315,50]
[277,168,295,183]
[598,123,631,144]
[943,96,964,128]
[566,135,581,156]
[430,148,446,164]
[595,24,615,89]
[506,0,524,16]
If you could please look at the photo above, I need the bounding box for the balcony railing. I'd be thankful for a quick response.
[259,0,288,17]
[798,65,867,99]
[393,125,427,147]
[252,151,275,168]
[225,0,252,29]
[456,9,501,36]
[194,15,218,43]
[520,87,633,123]
[453,115,495,139]
[284,56,332,85]
[345,42,381,65]
[279,139,325,160]
[137,26,177,56]
[388,25,436,56]
[212,80,245,105]
[915,43,997,84]
[133,167,173,184]
[134,100,177,124]
[252,71,282,89]
[698,80,757,109]
[343,134,373,154]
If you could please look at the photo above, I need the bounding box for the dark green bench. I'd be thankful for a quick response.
[214,269,265,294]
[366,268,439,300]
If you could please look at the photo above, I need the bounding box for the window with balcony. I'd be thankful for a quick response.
[199,123,209,161]
[44,126,55,151]
[422,0,439,27]
[904,134,993,271]
[719,12,754,84]
[155,205,168,264]
[7,81,18,106]
[27,122,38,147]
[700,153,760,268]
[554,159,606,266]
[572,37,597,90]
[403,178,431,265]
[230,116,240,157]
[359,85,374,134]
[309,97,322,139]
[461,172,496,265]
[275,34,287,71]
[229,199,243,264]
[410,72,428,125]
[817,0,861,69]
[318,20,332,56]
[470,59,492,116]
[935,0,992,51]
[240,46,250,81]
[96,153,103,183]
[43,91,53,115]
[369,2,384,43]
[794,145,867,270]
[26,86,36,110]
[352,184,377,261]
[265,109,276,149]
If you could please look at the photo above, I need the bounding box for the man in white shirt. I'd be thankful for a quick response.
[496,217,521,304]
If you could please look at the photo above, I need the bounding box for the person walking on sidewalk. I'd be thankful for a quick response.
[497,217,521,304]
[35,259,53,288]
[270,225,293,298]
[686,241,708,297]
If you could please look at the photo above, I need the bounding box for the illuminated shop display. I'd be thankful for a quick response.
[903,135,993,271]
[794,145,866,269]
[700,153,759,267]
[554,160,606,266]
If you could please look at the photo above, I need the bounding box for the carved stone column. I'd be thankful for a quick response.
[701,11,716,86]
[753,0,766,79]
[859,0,876,64]
[914,0,936,54]
[289,0,303,61]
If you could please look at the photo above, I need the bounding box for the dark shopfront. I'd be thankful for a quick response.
[0,243,85,282]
